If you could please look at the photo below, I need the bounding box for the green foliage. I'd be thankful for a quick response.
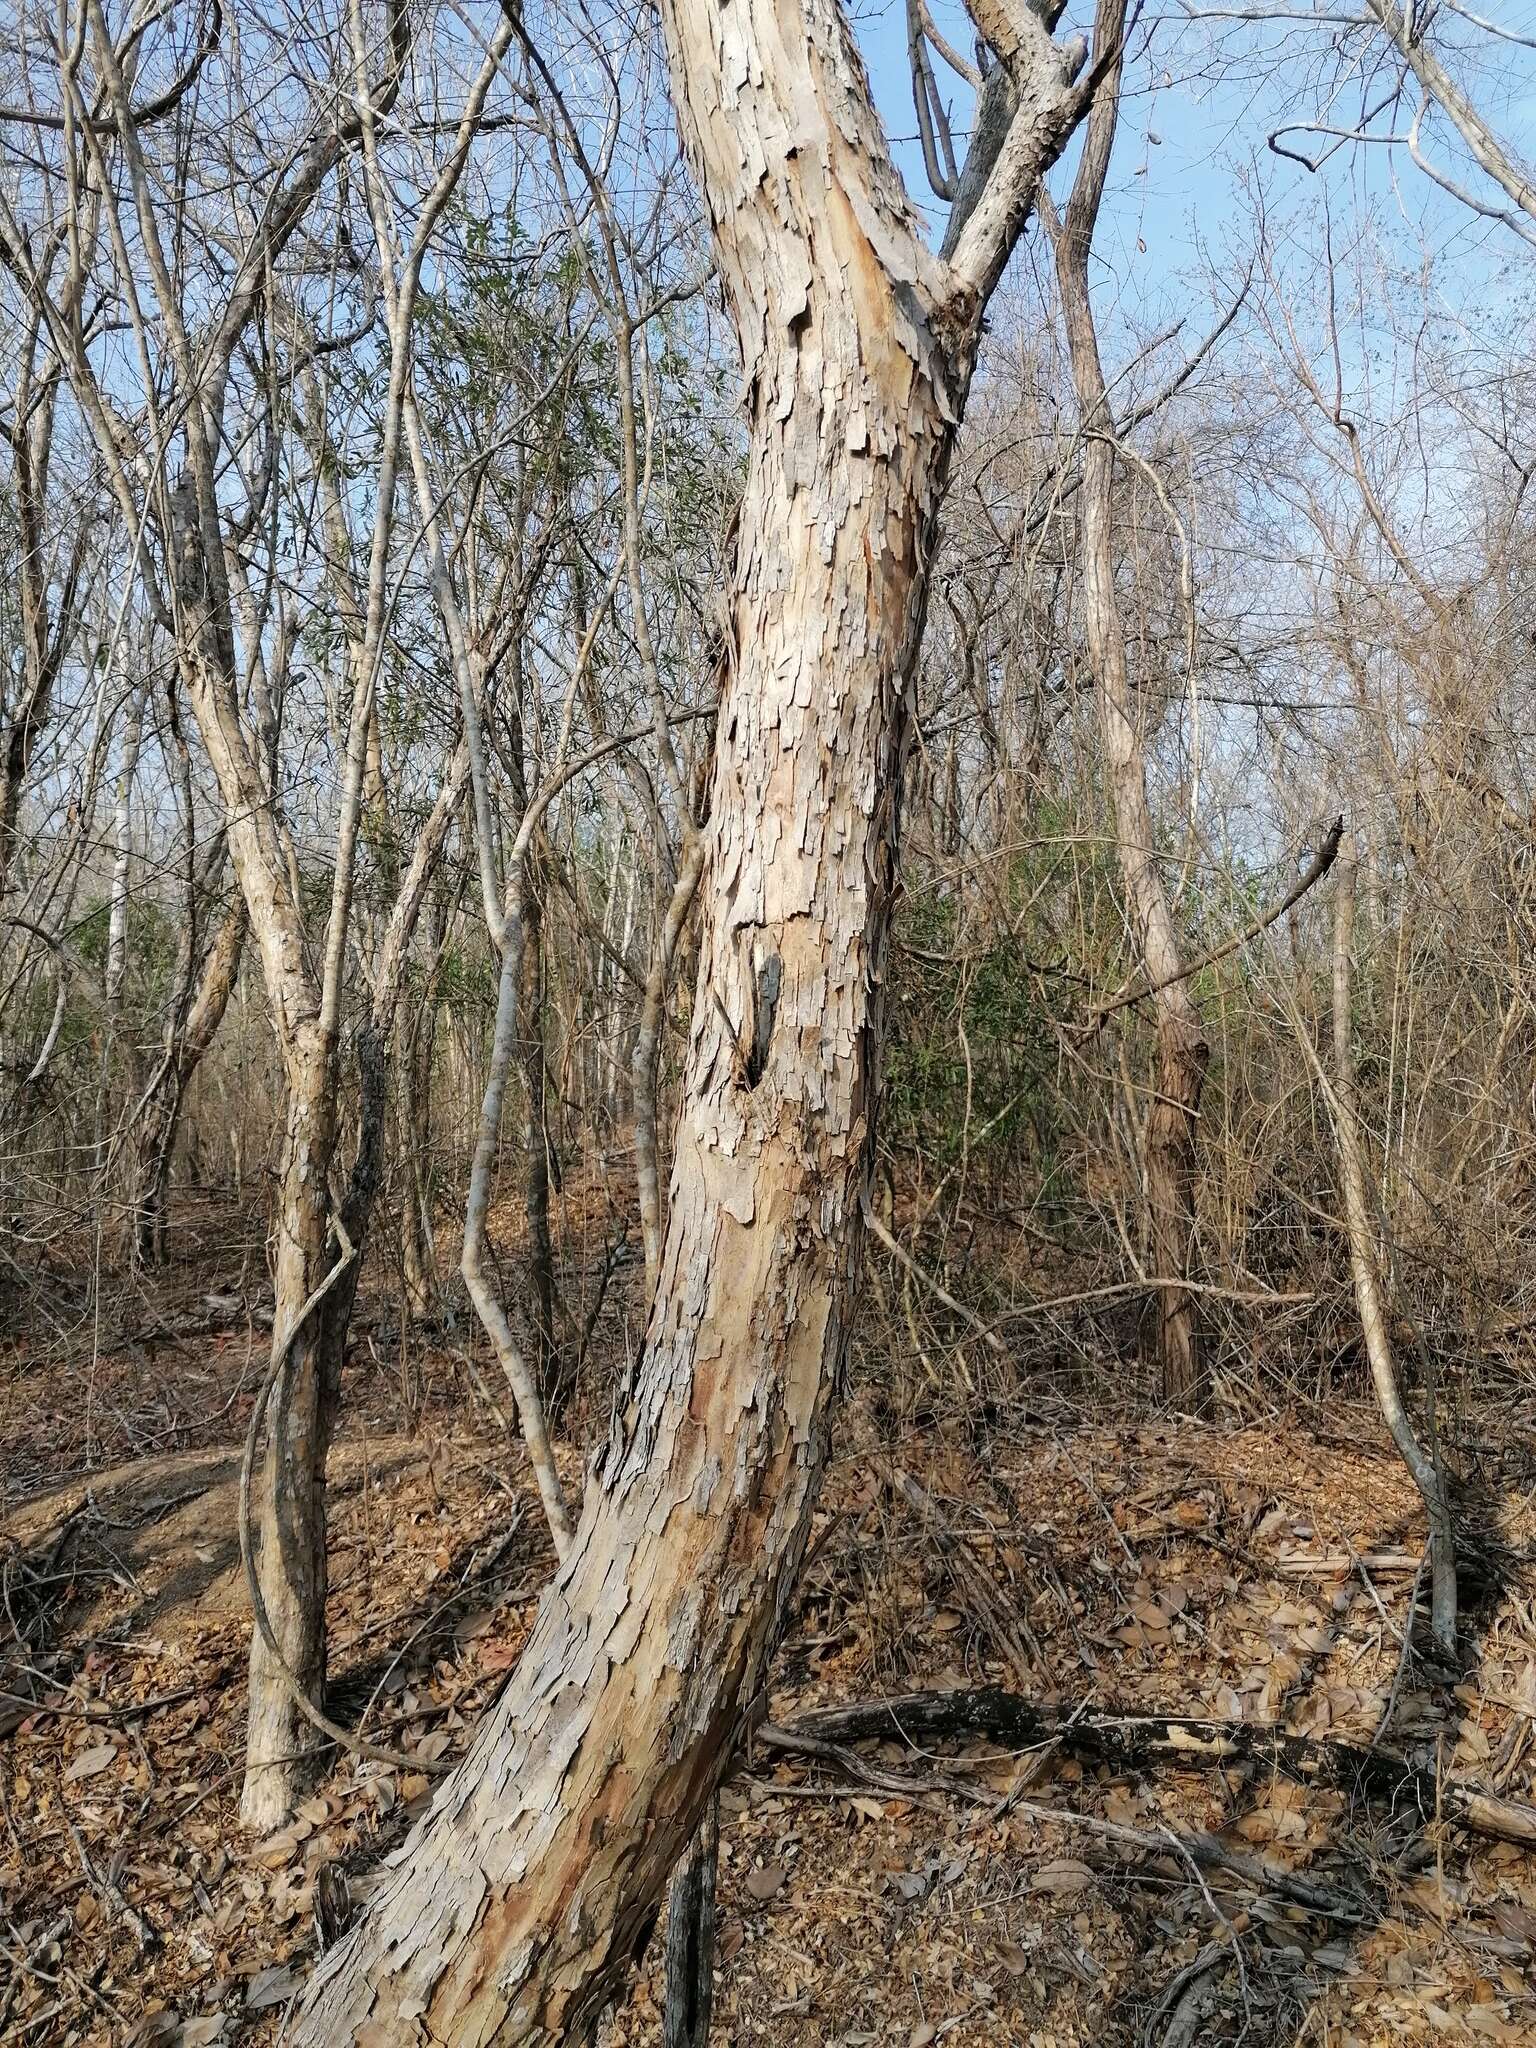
[885,868,1066,1183]
[433,941,498,1013]
[74,894,178,990]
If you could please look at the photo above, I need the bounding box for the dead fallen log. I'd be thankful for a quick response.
[759,1688,1536,1849]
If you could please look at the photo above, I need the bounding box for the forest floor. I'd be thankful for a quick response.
[5,1192,1536,2045]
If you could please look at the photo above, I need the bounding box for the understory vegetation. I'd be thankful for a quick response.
[3,0,1536,2040]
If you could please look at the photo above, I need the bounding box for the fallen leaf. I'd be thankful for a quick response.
[124,2012,179,2046]
[252,1830,302,1869]
[745,1861,786,1902]
[65,1742,117,1782]
[1032,1857,1093,1896]
[245,1965,301,2010]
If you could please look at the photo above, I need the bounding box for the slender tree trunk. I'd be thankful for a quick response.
[522,875,560,1406]
[104,679,146,1020]
[633,832,706,1301]
[241,1021,388,1828]
[1046,0,1209,1405]
[241,1037,344,1829]
[132,894,247,1265]
[292,0,1086,2029]
[460,906,574,1557]
[400,897,446,1318]
[399,1022,438,1317]
[1328,849,1457,1656]
[613,850,641,1117]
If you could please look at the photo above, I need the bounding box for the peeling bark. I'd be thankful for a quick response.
[292,0,1087,2034]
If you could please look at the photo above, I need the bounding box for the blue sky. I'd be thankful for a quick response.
[845,0,1536,344]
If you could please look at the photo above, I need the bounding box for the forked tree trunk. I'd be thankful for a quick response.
[168,491,364,1831]
[1047,0,1209,1405]
[292,0,1086,2033]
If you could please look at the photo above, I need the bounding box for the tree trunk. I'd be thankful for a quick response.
[241,1022,387,1828]
[522,877,560,1409]
[633,832,705,1302]
[104,679,146,1021]
[1328,849,1457,1656]
[240,1038,345,1830]
[132,893,247,1265]
[459,904,575,1557]
[400,898,446,1318]
[399,1024,438,1317]
[1046,0,1209,1406]
[292,0,1086,2031]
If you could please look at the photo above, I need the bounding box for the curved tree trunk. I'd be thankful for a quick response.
[292,0,1087,2033]
[1046,0,1209,1406]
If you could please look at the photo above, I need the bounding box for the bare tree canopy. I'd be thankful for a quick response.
[3,0,1536,2042]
